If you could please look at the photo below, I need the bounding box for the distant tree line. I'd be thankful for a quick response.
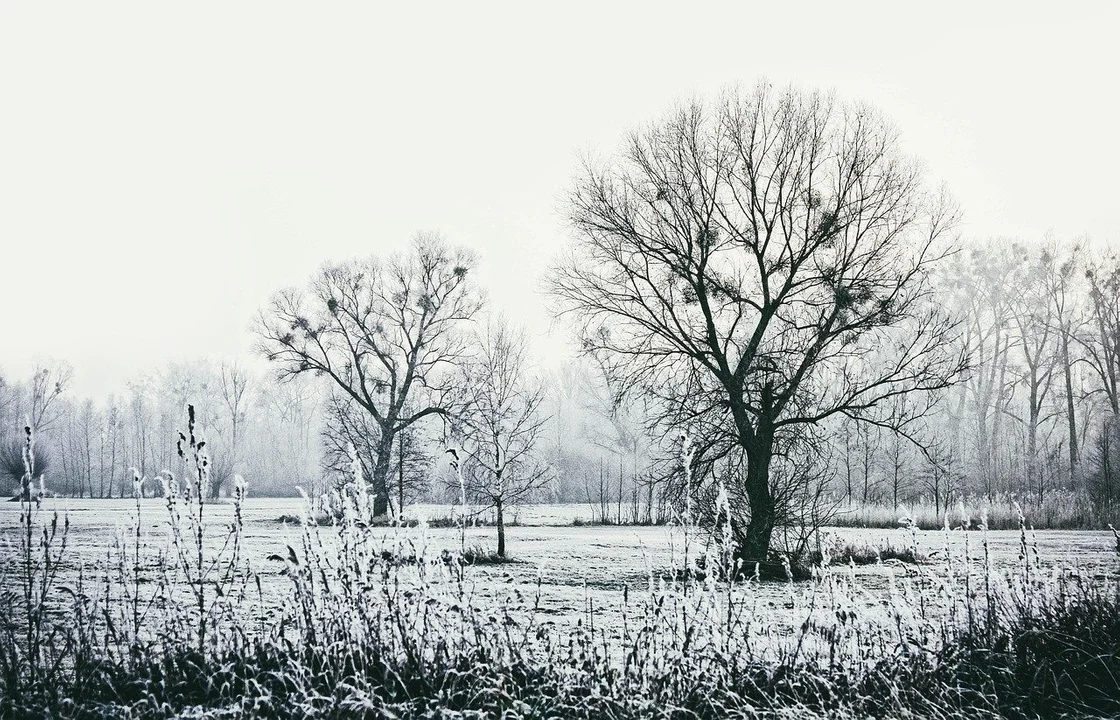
[838,239,1120,518]
[0,354,659,520]
[0,360,320,500]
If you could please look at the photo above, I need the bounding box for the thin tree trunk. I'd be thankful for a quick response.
[1062,332,1079,478]
[646,476,654,524]
[496,495,505,558]
[991,338,1010,498]
[398,431,405,517]
[617,455,623,525]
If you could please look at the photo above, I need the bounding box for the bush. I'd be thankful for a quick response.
[0,436,49,497]
[810,540,927,567]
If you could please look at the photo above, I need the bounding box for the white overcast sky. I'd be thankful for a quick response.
[1,1,1117,398]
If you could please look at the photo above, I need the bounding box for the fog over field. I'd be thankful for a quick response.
[2,2,1119,718]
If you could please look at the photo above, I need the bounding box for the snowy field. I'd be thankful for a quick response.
[1,496,1116,640]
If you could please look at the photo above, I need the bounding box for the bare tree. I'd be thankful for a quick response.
[27,361,72,434]
[1089,415,1120,511]
[453,318,549,558]
[857,420,881,504]
[251,373,321,497]
[921,444,951,517]
[839,417,857,504]
[154,362,217,473]
[1084,250,1120,414]
[1041,241,1086,480]
[583,354,653,523]
[1008,242,1060,502]
[948,243,1020,500]
[257,234,482,516]
[100,400,122,498]
[551,85,965,564]
[71,399,95,498]
[884,396,911,509]
[322,391,432,513]
[321,389,379,490]
[127,382,154,481]
[210,362,251,499]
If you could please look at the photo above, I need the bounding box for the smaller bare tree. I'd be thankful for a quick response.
[257,234,482,516]
[27,362,72,435]
[453,318,549,558]
[1089,415,1120,511]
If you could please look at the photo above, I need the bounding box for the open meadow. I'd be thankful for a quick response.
[2,490,1119,717]
[3,496,1117,646]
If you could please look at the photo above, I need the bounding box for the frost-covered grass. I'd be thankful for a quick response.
[832,491,1113,531]
[4,497,1114,632]
[1,435,1119,720]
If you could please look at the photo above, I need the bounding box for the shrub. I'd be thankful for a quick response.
[810,540,927,567]
[0,435,49,498]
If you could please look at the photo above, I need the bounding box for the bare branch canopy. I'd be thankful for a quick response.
[549,84,967,563]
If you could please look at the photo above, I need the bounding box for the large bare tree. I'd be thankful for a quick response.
[257,234,481,516]
[550,85,965,565]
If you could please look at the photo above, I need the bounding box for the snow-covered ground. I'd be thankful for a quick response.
[1,497,1116,640]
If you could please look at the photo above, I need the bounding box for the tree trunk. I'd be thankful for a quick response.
[371,433,393,517]
[1102,421,1113,507]
[1062,332,1079,478]
[617,455,623,525]
[496,496,506,558]
[1029,398,1041,503]
[646,477,654,524]
[109,431,117,499]
[861,426,874,503]
[991,338,1010,497]
[736,437,775,565]
[932,469,941,516]
[398,431,405,517]
[843,422,854,504]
